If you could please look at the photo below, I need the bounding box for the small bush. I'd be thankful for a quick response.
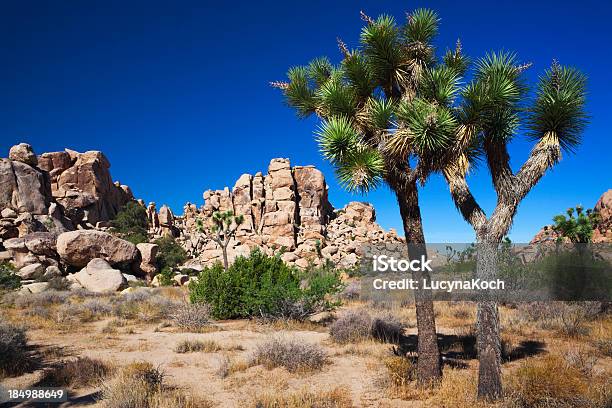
[371,313,405,343]
[112,290,180,322]
[25,305,51,319]
[171,303,210,331]
[100,361,163,408]
[111,202,149,245]
[155,236,188,271]
[251,387,353,408]
[14,290,69,308]
[508,355,590,407]
[384,356,416,386]
[81,299,112,315]
[564,349,597,377]
[329,310,372,344]
[251,336,327,372]
[340,281,360,300]
[0,321,30,377]
[0,261,21,290]
[37,357,111,388]
[329,310,406,344]
[101,361,212,408]
[174,339,220,353]
[189,249,342,320]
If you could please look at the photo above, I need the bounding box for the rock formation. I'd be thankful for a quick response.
[161,158,402,269]
[1,143,402,292]
[38,149,133,227]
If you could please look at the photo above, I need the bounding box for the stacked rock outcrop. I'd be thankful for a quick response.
[169,158,402,269]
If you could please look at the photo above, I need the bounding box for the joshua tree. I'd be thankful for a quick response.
[272,8,465,385]
[274,7,587,398]
[197,210,244,270]
[552,205,598,243]
[439,58,587,398]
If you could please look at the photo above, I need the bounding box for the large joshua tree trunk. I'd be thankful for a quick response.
[475,238,502,399]
[394,175,441,385]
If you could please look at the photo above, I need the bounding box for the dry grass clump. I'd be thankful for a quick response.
[424,369,486,408]
[0,321,31,378]
[517,301,602,337]
[112,289,181,322]
[37,357,112,388]
[170,303,210,332]
[564,349,597,377]
[450,303,473,320]
[251,336,327,372]
[251,387,353,408]
[384,356,416,386]
[592,338,612,357]
[329,309,372,344]
[101,318,128,334]
[506,354,590,407]
[329,309,406,344]
[100,361,212,408]
[174,339,220,353]
[14,291,69,308]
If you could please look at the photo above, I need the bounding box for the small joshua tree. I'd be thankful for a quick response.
[197,211,244,270]
[552,205,599,243]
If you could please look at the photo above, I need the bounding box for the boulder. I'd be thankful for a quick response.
[68,258,126,292]
[122,273,138,283]
[1,208,17,218]
[17,263,45,280]
[173,274,189,286]
[136,243,159,276]
[21,282,49,294]
[9,143,38,166]
[57,230,139,268]
[43,265,62,280]
[23,232,57,256]
[0,159,51,215]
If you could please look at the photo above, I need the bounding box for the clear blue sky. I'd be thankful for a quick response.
[1,0,610,242]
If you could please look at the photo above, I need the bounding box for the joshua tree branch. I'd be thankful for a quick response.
[514,137,561,202]
[483,138,516,202]
[444,173,487,233]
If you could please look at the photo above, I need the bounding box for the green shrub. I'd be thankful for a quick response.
[189,249,343,320]
[154,237,187,271]
[158,266,175,287]
[0,262,21,291]
[111,202,149,245]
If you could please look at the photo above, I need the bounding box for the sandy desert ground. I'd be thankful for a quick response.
[1,285,611,408]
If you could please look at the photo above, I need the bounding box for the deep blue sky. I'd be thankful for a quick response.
[1,0,610,242]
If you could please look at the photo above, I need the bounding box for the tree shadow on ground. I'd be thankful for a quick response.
[392,333,546,368]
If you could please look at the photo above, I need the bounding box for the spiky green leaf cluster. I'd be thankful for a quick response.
[396,98,457,155]
[462,52,526,141]
[527,63,588,152]
[420,65,460,106]
[317,116,384,193]
[315,69,357,117]
[285,67,316,117]
[361,15,403,90]
[405,8,439,44]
